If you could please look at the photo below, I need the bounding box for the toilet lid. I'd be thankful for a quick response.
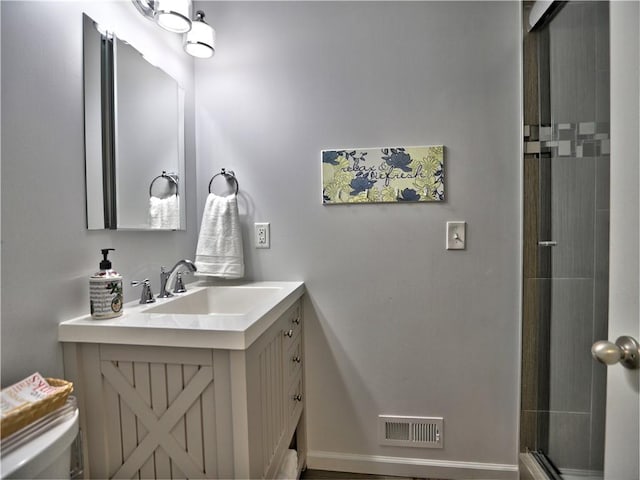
[1,407,79,479]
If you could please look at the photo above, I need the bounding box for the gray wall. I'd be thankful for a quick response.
[1,1,198,384]
[194,1,522,470]
[0,0,523,472]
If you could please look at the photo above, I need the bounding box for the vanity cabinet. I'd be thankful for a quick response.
[62,299,305,479]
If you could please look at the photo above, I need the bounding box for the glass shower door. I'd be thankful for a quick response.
[522,2,610,478]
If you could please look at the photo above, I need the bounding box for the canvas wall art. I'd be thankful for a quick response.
[322,145,444,204]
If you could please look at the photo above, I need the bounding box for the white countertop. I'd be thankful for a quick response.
[58,281,305,350]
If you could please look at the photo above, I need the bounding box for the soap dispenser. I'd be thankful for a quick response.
[90,248,123,319]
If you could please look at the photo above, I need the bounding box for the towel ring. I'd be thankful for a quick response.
[149,171,179,198]
[208,168,239,195]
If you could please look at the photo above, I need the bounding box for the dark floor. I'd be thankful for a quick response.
[301,470,443,480]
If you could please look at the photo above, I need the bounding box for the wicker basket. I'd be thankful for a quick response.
[1,378,73,439]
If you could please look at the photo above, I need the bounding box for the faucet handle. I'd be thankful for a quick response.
[174,272,187,293]
[158,266,174,298]
[131,279,156,304]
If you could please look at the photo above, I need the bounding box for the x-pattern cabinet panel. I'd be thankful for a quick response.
[62,299,305,479]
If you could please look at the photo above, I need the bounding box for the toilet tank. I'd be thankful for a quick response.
[1,399,79,479]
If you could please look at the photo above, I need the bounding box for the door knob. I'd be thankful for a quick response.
[592,335,640,369]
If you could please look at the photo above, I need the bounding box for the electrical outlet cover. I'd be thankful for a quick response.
[255,222,270,249]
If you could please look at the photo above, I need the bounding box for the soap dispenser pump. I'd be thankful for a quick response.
[90,248,123,319]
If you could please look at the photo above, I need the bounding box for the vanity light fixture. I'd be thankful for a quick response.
[154,0,192,33]
[184,11,215,58]
[132,0,193,34]
[131,0,215,58]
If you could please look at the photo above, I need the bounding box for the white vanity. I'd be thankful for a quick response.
[58,281,306,479]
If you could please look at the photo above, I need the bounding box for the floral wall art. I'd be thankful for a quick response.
[321,145,444,204]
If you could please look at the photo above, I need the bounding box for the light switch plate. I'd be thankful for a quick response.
[446,221,466,250]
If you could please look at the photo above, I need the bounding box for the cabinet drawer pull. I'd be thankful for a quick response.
[293,394,303,402]
[292,355,301,364]
[292,317,300,325]
[284,329,294,338]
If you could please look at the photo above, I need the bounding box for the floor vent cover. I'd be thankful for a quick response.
[378,415,443,448]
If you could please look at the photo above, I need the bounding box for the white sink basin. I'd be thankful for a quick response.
[143,285,283,315]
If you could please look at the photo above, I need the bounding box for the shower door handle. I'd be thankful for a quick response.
[538,241,557,247]
[592,336,640,369]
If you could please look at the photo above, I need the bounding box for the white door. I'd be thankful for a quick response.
[602,2,640,478]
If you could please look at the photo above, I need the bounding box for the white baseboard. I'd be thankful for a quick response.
[307,450,518,480]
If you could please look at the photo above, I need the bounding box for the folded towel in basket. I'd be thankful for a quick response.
[195,193,244,278]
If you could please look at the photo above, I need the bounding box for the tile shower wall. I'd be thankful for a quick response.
[521,1,609,473]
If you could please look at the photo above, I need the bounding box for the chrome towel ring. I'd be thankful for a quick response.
[149,171,179,198]
[208,168,239,195]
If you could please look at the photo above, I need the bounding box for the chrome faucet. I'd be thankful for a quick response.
[131,279,156,304]
[158,259,197,298]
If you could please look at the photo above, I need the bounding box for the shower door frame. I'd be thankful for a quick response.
[520,1,613,477]
[522,1,640,479]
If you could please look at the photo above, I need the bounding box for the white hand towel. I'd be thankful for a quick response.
[195,193,244,278]
[276,449,298,479]
[149,194,180,230]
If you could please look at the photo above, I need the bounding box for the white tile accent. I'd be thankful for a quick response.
[540,126,552,141]
[579,122,596,135]
[558,140,572,156]
[525,141,541,154]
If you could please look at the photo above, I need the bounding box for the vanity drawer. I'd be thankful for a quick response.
[287,372,304,425]
[283,301,302,345]
[286,337,303,382]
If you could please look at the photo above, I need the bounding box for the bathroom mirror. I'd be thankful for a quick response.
[83,13,186,230]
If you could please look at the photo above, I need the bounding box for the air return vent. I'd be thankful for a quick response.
[378,415,443,448]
